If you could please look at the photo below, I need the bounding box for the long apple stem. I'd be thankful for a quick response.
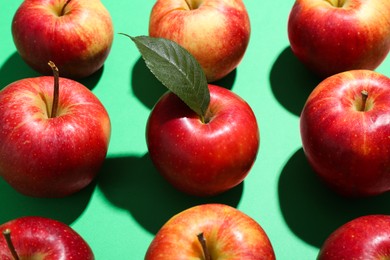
[61,0,72,16]
[197,233,212,260]
[48,61,60,118]
[361,90,368,112]
[2,229,20,260]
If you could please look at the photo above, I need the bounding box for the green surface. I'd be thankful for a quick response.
[1,1,390,259]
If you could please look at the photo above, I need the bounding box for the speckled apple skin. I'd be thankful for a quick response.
[0,216,94,259]
[0,76,111,197]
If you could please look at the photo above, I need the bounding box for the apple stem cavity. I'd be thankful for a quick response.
[197,232,212,260]
[185,0,202,9]
[48,61,60,118]
[60,0,72,16]
[326,0,346,7]
[2,229,20,260]
[360,90,369,112]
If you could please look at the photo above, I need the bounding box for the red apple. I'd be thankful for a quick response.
[318,215,390,260]
[146,84,259,197]
[0,216,94,259]
[0,62,111,198]
[288,0,390,78]
[149,0,251,82]
[146,203,275,259]
[12,0,114,79]
[300,70,390,197]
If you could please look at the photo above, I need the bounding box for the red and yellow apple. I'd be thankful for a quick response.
[12,0,114,79]
[0,216,94,259]
[147,84,260,197]
[318,215,390,260]
[300,70,390,197]
[145,204,275,259]
[0,62,111,197]
[288,0,390,78]
[149,0,251,82]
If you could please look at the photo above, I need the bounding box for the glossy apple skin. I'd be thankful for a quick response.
[12,0,114,79]
[149,0,250,82]
[0,216,94,259]
[300,70,390,197]
[146,204,275,260]
[318,215,390,260]
[147,84,259,197]
[288,0,390,78]
[0,77,111,197]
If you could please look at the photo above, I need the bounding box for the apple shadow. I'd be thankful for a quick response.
[269,46,322,116]
[131,57,236,110]
[278,148,390,248]
[210,68,236,90]
[97,153,244,234]
[0,52,41,90]
[0,52,103,91]
[0,176,96,225]
[77,65,104,90]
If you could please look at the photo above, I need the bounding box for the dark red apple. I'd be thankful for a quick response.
[300,70,390,197]
[146,84,260,197]
[0,216,94,259]
[288,0,390,78]
[318,215,390,260]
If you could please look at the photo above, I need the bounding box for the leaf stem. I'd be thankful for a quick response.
[197,232,212,260]
[3,229,20,260]
[200,115,206,124]
[48,61,60,118]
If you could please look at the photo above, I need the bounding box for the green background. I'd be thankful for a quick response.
[1,1,390,259]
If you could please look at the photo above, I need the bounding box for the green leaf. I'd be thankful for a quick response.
[121,34,210,119]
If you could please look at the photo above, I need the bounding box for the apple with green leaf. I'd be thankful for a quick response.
[300,70,390,197]
[318,215,390,260]
[145,204,276,259]
[0,216,94,259]
[149,0,251,82]
[0,61,111,198]
[124,35,260,197]
[12,0,114,79]
[288,0,390,78]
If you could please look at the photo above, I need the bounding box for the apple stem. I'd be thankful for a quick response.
[361,90,368,112]
[48,61,60,118]
[60,0,72,16]
[197,233,212,260]
[2,229,20,260]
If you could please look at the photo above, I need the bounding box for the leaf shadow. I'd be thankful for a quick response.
[278,148,390,248]
[0,52,103,91]
[269,46,322,116]
[0,177,96,225]
[131,57,168,109]
[97,153,244,234]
